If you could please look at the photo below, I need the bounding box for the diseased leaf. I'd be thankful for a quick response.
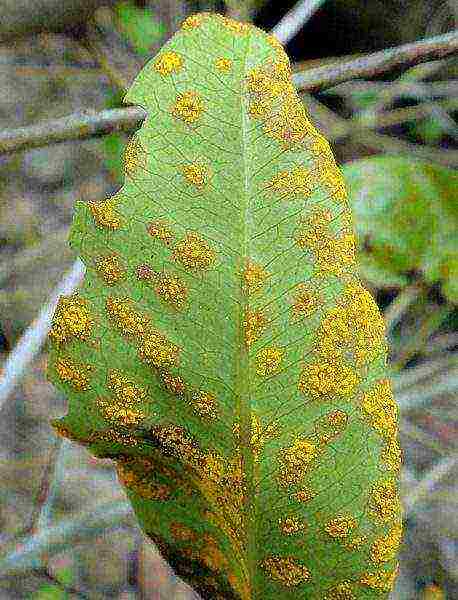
[343,155,458,302]
[46,13,403,599]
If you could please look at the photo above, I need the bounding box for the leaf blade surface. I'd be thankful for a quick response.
[47,13,403,599]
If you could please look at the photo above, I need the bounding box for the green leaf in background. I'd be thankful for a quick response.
[31,585,67,600]
[407,114,446,145]
[113,0,167,56]
[47,13,403,599]
[343,155,458,302]
[31,563,73,599]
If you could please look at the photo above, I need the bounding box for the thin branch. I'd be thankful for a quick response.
[395,367,458,411]
[391,353,458,392]
[82,23,131,94]
[0,259,85,410]
[400,417,450,458]
[322,79,458,100]
[354,97,458,132]
[24,436,65,537]
[0,106,146,155]
[0,500,132,577]
[391,305,453,373]
[270,0,328,45]
[0,228,70,287]
[383,283,424,339]
[1,31,456,155]
[403,455,458,515]
[351,129,458,168]
[293,30,458,92]
[0,0,117,42]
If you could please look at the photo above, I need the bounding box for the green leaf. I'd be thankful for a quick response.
[47,13,403,599]
[113,1,167,56]
[407,114,445,144]
[343,155,458,303]
[30,584,67,600]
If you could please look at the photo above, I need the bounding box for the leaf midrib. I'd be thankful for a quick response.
[234,30,257,596]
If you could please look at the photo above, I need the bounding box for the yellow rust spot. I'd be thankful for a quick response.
[242,259,269,294]
[266,165,313,199]
[279,515,307,535]
[246,58,316,150]
[171,91,204,124]
[360,378,398,441]
[298,358,359,399]
[381,437,403,472]
[160,371,187,395]
[123,136,146,178]
[315,282,387,366]
[308,133,335,165]
[153,51,183,76]
[49,294,93,345]
[181,12,209,30]
[359,564,400,592]
[153,271,188,310]
[147,220,175,246]
[260,555,310,587]
[291,283,320,320]
[97,396,145,426]
[256,346,283,377]
[215,57,232,72]
[368,477,401,524]
[89,198,123,230]
[316,164,348,203]
[105,296,150,338]
[265,33,284,53]
[94,253,126,285]
[249,413,279,462]
[324,581,356,600]
[295,208,333,248]
[314,409,349,445]
[138,330,181,369]
[243,309,268,348]
[151,423,201,465]
[97,370,147,427]
[293,487,317,504]
[54,356,92,391]
[370,522,403,564]
[324,515,358,539]
[217,14,251,35]
[311,234,357,277]
[182,162,211,188]
[200,450,225,482]
[173,232,215,270]
[277,437,320,488]
[136,263,154,281]
[108,369,147,404]
[192,390,218,420]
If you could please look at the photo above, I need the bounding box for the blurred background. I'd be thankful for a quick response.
[0,0,457,598]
